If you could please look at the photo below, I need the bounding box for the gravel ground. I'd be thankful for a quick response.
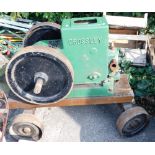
[5,104,155,142]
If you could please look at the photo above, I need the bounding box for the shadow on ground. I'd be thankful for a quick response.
[61,104,155,142]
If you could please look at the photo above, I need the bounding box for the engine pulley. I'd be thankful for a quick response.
[23,22,61,47]
[5,46,74,104]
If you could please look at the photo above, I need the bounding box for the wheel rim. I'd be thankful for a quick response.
[122,114,148,136]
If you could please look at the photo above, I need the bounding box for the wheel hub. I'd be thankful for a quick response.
[13,122,39,137]
[23,127,32,134]
[122,114,148,135]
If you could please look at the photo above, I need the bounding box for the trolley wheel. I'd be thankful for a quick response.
[116,106,149,136]
[23,22,61,47]
[9,114,43,141]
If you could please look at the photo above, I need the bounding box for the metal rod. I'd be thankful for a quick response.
[33,78,44,95]
[0,19,32,29]
[0,23,29,32]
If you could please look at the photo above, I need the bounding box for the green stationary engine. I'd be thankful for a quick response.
[61,17,109,84]
[5,16,120,104]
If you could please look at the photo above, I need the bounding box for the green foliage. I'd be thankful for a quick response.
[107,12,145,17]
[2,12,155,33]
[0,12,102,23]
[147,13,155,33]
[1,12,155,33]
[120,58,155,97]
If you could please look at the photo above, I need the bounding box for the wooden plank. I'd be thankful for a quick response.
[109,34,149,41]
[8,74,134,109]
[149,38,155,46]
[105,14,147,28]
[109,34,149,49]
[0,19,32,29]
[112,41,137,49]
[148,39,155,70]
[8,96,134,109]
[110,28,138,35]
[107,14,148,49]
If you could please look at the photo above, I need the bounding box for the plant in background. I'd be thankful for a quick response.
[0,12,103,23]
[1,12,155,33]
[119,53,155,115]
[120,61,155,96]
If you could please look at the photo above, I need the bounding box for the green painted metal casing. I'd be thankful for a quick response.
[35,39,119,98]
[31,16,120,98]
[61,17,109,84]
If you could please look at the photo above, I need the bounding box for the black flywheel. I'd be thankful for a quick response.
[23,22,61,47]
[5,46,74,104]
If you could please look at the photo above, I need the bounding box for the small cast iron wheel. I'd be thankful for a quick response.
[5,46,74,104]
[9,114,43,141]
[116,106,149,136]
[23,22,61,47]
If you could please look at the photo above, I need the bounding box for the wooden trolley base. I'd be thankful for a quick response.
[8,74,134,109]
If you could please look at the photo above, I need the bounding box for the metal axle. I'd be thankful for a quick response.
[33,72,48,95]
[33,78,44,94]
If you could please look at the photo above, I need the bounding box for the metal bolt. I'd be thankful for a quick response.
[108,88,113,92]
[93,74,98,79]
[88,72,101,80]
[88,75,93,80]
